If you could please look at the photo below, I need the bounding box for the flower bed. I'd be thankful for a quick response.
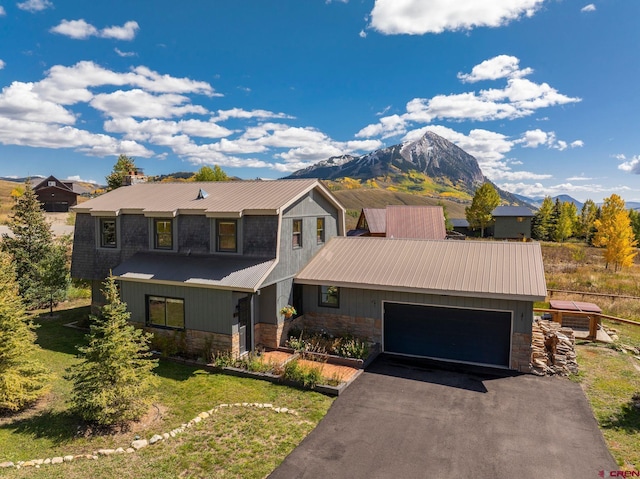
[285,327,372,361]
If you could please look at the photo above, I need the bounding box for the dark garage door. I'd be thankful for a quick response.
[384,302,512,368]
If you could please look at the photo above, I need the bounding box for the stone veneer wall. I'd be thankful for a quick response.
[144,327,240,359]
[511,332,532,373]
[280,312,382,345]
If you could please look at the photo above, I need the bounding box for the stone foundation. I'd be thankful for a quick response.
[285,312,381,344]
[144,327,239,360]
[511,332,532,373]
[255,322,284,349]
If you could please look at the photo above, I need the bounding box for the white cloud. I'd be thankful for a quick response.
[100,21,139,40]
[16,0,52,12]
[0,81,76,123]
[520,129,548,148]
[458,55,533,83]
[115,48,137,58]
[570,140,584,148]
[369,0,546,35]
[90,89,208,119]
[0,6,6,15]
[50,19,140,41]
[618,155,640,174]
[498,181,620,199]
[566,174,594,181]
[213,108,293,122]
[65,175,98,184]
[50,19,98,40]
[581,4,596,13]
[0,59,5,70]
[359,30,367,38]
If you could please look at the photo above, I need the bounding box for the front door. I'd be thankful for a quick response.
[238,296,251,355]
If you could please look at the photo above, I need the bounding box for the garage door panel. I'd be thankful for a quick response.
[384,302,511,367]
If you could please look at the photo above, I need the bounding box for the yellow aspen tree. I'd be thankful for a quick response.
[594,194,638,271]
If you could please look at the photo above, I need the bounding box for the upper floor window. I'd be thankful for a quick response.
[147,295,184,329]
[292,219,302,249]
[100,218,117,248]
[47,180,56,187]
[217,219,237,252]
[316,217,325,244]
[319,285,340,308]
[154,219,173,250]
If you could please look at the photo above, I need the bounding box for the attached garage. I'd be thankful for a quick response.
[294,237,547,373]
[383,302,512,368]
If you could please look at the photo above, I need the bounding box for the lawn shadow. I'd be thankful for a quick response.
[33,306,90,356]
[1,408,79,446]
[154,358,208,382]
[602,398,640,433]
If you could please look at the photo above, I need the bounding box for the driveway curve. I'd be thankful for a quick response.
[270,355,616,479]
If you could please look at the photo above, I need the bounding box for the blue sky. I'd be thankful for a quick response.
[0,0,638,202]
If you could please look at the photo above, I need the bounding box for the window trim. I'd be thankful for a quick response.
[318,285,340,308]
[99,218,117,248]
[153,218,174,250]
[146,294,185,330]
[292,218,303,249]
[316,217,325,244]
[216,219,238,253]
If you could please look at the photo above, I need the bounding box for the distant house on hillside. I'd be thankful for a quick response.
[348,205,446,240]
[491,206,535,240]
[33,175,81,212]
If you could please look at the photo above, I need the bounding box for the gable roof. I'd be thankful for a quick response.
[295,236,547,302]
[358,208,386,234]
[73,179,343,220]
[492,206,535,217]
[385,205,446,240]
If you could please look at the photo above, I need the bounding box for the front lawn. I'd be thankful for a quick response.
[0,302,333,478]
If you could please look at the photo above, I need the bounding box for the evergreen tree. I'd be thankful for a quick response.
[465,183,500,238]
[577,199,599,244]
[1,180,59,309]
[66,276,158,427]
[437,201,453,230]
[593,194,638,270]
[39,240,71,316]
[106,154,137,190]
[0,252,50,412]
[532,196,554,241]
[192,165,229,181]
[628,208,640,243]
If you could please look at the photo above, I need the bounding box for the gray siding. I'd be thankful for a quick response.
[178,215,210,254]
[493,217,532,239]
[243,215,278,257]
[263,192,340,284]
[257,283,277,325]
[301,285,533,334]
[120,281,234,334]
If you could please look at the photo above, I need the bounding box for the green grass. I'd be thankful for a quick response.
[0,304,333,477]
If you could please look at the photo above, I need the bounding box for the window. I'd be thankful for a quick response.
[292,219,302,249]
[319,285,340,308]
[47,180,56,187]
[216,219,237,252]
[316,217,325,244]
[147,295,184,329]
[154,219,173,250]
[516,217,524,223]
[100,218,117,248]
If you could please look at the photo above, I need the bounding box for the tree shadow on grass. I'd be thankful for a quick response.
[154,358,208,382]
[601,397,640,433]
[33,306,90,356]
[1,408,79,445]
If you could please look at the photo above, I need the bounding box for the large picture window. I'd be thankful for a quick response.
[316,217,325,244]
[217,219,237,252]
[100,218,117,248]
[292,219,302,249]
[154,219,173,250]
[147,295,184,329]
[319,285,340,308]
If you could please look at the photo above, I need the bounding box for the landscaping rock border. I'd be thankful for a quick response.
[0,402,300,471]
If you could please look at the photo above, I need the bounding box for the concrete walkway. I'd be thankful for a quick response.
[270,355,617,479]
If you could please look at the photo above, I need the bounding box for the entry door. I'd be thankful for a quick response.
[238,296,251,355]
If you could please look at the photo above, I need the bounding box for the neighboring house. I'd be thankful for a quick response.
[491,206,535,240]
[33,175,81,212]
[294,237,546,373]
[348,205,446,240]
[450,218,471,236]
[70,179,345,357]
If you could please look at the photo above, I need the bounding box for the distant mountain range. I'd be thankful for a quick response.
[513,194,584,210]
[287,131,527,206]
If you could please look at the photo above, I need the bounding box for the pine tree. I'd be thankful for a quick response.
[0,252,50,412]
[106,154,137,190]
[1,180,59,309]
[66,276,158,427]
[465,183,500,238]
[532,196,554,241]
[577,199,599,244]
[593,195,638,271]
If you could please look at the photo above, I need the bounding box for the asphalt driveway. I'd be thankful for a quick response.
[270,355,616,479]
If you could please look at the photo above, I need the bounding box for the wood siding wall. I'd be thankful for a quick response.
[120,281,235,335]
[300,285,533,335]
[493,217,532,239]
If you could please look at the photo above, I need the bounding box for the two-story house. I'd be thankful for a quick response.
[71,179,345,358]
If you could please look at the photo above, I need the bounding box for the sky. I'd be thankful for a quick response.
[0,0,638,203]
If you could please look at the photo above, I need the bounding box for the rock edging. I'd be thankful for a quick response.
[0,402,299,470]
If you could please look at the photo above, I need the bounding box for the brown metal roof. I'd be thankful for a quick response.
[385,205,446,240]
[73,179,340,218]
[362,208,386,234]
[549,300,602,313]
[112,253,276,292]
[296,237,547,301]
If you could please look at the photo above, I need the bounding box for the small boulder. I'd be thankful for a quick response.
[131,439,148,450]
[149,434,163,444]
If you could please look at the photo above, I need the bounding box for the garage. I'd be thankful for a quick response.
[383,302,512,367]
